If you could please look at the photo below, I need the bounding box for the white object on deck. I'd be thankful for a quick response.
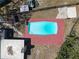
[56,7,68,19]
[1,40,24,59]
[20,5,29,12]
[56,6,77,19]
[67,7,77,18]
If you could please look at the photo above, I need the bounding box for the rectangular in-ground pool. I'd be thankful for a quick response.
[28,21,58,35]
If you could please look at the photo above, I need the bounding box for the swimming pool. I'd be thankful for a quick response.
[28,21,58,35]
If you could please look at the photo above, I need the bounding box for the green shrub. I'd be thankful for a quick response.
[56,36,79,59]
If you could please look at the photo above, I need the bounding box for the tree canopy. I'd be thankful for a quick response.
[56,36,79,59]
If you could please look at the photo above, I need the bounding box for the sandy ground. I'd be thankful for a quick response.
[26,0,79,59]
[74,19,79,36]
[27,45,60,59]
[1,0,79,59]
[27,19,79,59]
[36,0,79,8]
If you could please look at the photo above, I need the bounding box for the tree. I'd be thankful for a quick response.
[56,36,79,59]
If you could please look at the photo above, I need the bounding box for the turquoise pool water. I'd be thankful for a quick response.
[28,21,58,35]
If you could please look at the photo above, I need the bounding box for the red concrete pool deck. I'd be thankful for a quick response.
[23,19,64,46]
